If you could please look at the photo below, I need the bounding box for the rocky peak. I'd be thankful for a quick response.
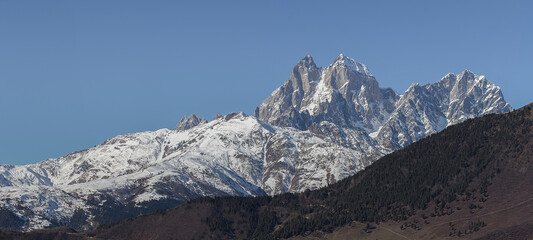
[458,69,475,80]
[175,113,207,131]
[296,55,317,69]
[256,55,398,131]
[451,70,476,98]
[435,73,457,91]
[224,112,248,121]
[331,53,373,77]
[213,113,223,120]
[397,82,421,102]
[288,55,321,94]
[377,70,513,149]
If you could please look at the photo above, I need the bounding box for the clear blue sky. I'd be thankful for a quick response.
[1,1,532,165]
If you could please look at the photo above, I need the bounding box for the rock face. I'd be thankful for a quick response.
[256,55,512,151]
[255,54,398,132]
[0,54,512,231]
[375,70,512,149]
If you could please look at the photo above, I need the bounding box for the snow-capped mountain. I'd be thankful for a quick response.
[0,113,380,230]
[255,54,512,150]
[0,54,512,231]
[375,70,512,149]
[255,54,398,132]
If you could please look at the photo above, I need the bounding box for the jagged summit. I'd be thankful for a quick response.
[213,113,223,120]
[459,69,474,75]
[297,55,317,69]
[376,69,513,149]
[175,113,207,131]
[257,55,512,147]
[332,53,373,77]
[224,112,248,121]
[256,54,397,131]
[334,53,346,60]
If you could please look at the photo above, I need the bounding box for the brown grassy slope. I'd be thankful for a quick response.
[91,201,213,240]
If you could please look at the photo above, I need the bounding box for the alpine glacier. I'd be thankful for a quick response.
[0,54,512,231]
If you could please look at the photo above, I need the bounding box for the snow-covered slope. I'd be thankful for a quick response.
[0,54,512,231]
[0,113,383,230]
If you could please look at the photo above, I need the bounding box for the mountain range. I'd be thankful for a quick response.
[87,102,533,240]
[0,54,512,231]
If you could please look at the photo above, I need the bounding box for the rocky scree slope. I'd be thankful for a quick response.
[0,54,511,231]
